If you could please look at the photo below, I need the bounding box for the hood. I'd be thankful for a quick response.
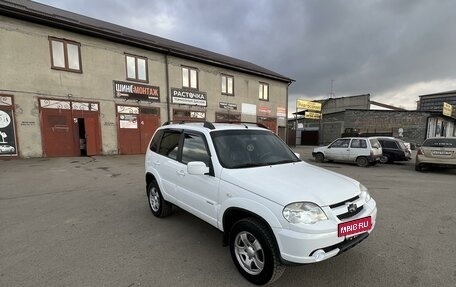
[221,161,361,207]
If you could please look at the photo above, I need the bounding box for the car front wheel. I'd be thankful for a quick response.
[229,218,285,285]
[147,180,172,217]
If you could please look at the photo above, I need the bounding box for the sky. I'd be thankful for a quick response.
[35,0,456,113]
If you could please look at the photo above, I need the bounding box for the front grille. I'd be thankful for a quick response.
[337,205,364,220]
[330,195,359,208]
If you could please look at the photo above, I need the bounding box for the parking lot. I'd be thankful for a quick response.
[1,147,455,287]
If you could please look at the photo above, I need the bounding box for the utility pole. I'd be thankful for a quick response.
[329,79,335,98]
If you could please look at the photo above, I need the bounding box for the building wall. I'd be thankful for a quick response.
[320,110,431,145]
[0,16,288,157]
[322,94,370,114]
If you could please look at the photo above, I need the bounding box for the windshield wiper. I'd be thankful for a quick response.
[264,159,297,166]
[232,163,267,168]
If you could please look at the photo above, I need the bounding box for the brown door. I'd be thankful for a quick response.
[85,117,98,156]
[257,117,277,133]
[41,109,76,157]
[140,114,160,153]
[118,114,141,155]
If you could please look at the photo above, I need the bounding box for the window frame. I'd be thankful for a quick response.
[259,82,269,101]
[125,53,149,83]
[49,37,82,73]
[221,74,234,96]
[182,66,199,90]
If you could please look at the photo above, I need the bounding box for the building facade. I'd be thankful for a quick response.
[0,1,292,158]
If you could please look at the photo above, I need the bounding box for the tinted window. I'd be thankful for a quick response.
[181,133,210,166]
[422,138,456,147]
[382,140,398,149]
[149,129,164,152]
[158,131,181,160]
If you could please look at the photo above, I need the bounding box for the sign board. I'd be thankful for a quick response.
[219,102,237,110]
[258,106,272,115]
[276,107,286,117]
[297,99,321,111]
[171,88,207,107]
[443,102,452,117]
[113,81,160,102]
[304,111,321,120]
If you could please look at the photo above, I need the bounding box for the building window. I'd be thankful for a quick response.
[182,67,198,89]
[125,54,148,82]
[221,75,234,95]
[49,37,82,72]
[259,82,269,101]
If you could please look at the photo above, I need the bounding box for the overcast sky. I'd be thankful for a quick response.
[35,0,456,112]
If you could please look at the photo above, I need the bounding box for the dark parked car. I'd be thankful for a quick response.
[375,137,411,163]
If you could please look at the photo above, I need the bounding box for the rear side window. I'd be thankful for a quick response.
[350,139,367,148]
[158,130,181,160]
[382,140,398,149]
[149,129,164,152]
[422,138,456,147]
[369,139,381,148]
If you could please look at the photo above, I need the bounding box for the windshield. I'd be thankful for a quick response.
[211,130,300,168]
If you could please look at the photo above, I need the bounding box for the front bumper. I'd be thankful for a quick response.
[275,199,377,264]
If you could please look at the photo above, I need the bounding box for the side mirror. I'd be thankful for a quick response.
[187,161,209,175]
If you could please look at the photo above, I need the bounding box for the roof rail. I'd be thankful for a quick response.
[162,120,215,130]
[216,121,268,129]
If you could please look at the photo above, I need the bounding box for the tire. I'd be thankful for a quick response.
[356,156,369,167]
[415,165,422,172]
[229,218,285,285]
[379,155,389,164]
[147,180,172,217]
[314,153,325,163]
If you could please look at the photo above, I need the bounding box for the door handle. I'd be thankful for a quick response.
[176,170,185,176]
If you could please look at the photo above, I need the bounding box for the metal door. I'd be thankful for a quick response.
[41,109,76,157]
[140,114,160,153]
[85,117,98,156]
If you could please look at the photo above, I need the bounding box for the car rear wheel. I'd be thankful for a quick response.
[314,153,325,163]
[379,155,389,164]
[147,180,172,217]
[415,165,422,172]
[229,218,285,285]
[356,156,369,167]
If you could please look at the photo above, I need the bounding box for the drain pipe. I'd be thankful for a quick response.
[165,53,171,122]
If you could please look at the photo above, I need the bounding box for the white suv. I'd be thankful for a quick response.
[312,137,383,167]
[145,122,377,285]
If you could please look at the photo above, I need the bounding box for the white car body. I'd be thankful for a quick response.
[145,123,377,284]
[313,137,382,166]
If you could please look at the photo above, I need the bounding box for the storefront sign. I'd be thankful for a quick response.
[171,88,207,107]
[276,107,286,117]
[297,99,322,111]
[0,106,18,156]
[258,106,272,115]
[304,111,322,120]
[443,102,453,117]
[219,102,237,110]
[113,81,160,102]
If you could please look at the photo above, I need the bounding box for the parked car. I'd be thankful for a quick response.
[374,137,411,163]
[415,137,456,171]
[145,122,377,285]
[312,137,383,167]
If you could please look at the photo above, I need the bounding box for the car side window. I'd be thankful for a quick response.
[181,133,211,166]
[350,139,367,148]
[149,129,164,152]
[384,140,398,149]
[330,139,350,148]
[158,130,181,160]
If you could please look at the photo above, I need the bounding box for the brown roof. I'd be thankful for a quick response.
[0,0,293,83]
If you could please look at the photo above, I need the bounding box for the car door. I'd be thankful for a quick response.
[349,138,368,161]
[154,129,182,201]
[173,131,219,227]
[326,138,351,161]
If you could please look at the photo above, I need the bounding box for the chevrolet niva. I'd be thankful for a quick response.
[145,122,377,285]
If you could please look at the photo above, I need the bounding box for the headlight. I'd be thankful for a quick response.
[359,183,371,202]
[283,202,327,224]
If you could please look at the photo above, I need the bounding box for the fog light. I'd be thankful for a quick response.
[314,249,326,262]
